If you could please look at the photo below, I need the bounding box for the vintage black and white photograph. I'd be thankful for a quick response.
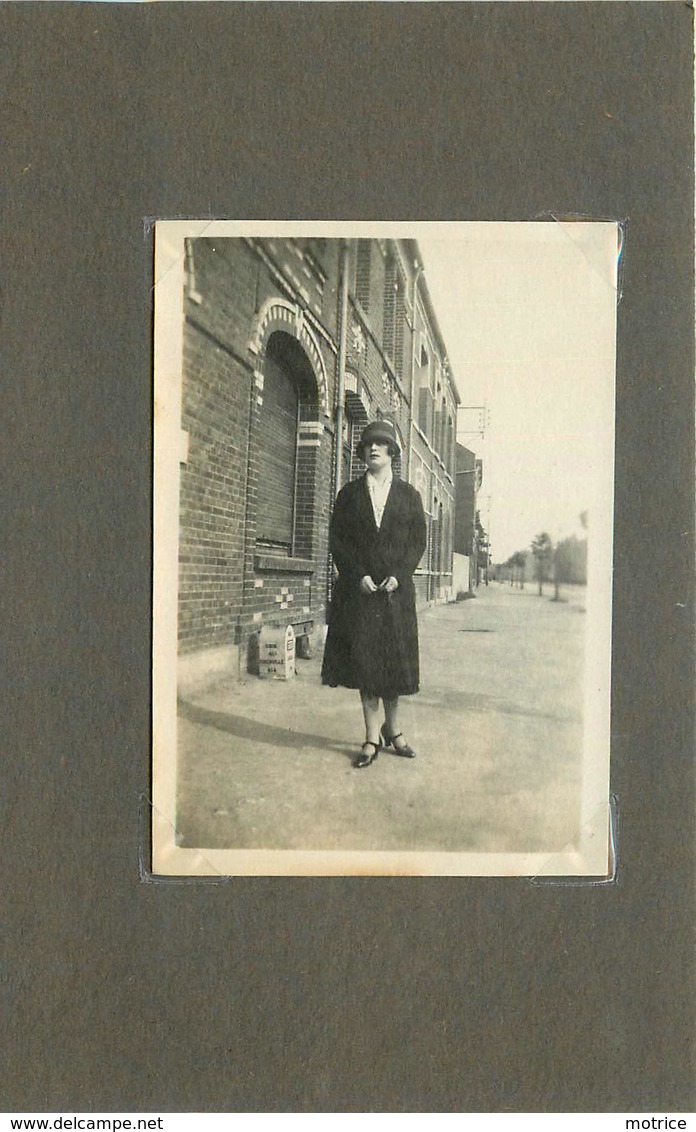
[153,220,617,876]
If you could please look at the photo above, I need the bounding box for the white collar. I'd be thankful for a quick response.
[366,468,393,494]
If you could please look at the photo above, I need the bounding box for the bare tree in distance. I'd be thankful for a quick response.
[504,550,527,588]
[531,532,553,596]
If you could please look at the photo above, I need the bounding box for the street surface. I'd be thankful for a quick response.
[176,582,587,855]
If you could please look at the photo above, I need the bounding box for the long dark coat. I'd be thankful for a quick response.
[321,474,428,698]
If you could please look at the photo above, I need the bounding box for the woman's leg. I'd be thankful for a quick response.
[360,691,382,746]
[383,696,408,751]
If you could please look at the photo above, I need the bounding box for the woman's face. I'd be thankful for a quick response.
[364,441,392,474]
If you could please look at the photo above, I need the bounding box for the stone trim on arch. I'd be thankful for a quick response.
[248,297,329,417]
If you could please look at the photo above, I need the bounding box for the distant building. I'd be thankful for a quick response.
[177,237,460,688]
[453,443,482,594]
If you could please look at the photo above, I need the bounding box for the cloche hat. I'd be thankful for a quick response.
[357,419,401,455]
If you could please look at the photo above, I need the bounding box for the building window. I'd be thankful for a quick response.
[355,240,372,311]
[417,343,431,436]
[435,396,447,461]
[383,253,406,379]
[253,326,323,563]
[256,339,300,553]
[255,331,322,562]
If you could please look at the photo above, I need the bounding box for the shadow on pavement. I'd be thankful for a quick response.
[420,688,577,723]
[178,697,354,759]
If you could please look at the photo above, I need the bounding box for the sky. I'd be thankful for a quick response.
[417,223,618,563]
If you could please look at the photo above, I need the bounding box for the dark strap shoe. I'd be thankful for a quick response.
[354,740,381,769]
[380,724,417,758]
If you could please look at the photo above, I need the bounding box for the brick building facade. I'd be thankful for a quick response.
[177,237,459,688]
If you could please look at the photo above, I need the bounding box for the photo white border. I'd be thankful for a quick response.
[152,219,616,878]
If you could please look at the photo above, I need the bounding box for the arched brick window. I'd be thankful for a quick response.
[257,332,319,556]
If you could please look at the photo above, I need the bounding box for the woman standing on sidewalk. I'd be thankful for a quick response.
[321,419,428,768]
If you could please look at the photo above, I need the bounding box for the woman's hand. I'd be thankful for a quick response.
[379,576,399,593]
[359,575,379,594]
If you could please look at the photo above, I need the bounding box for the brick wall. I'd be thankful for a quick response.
[179,240,258,654]
[179,237,338,668]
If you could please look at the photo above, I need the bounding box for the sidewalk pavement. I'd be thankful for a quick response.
[176,582,587,855]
